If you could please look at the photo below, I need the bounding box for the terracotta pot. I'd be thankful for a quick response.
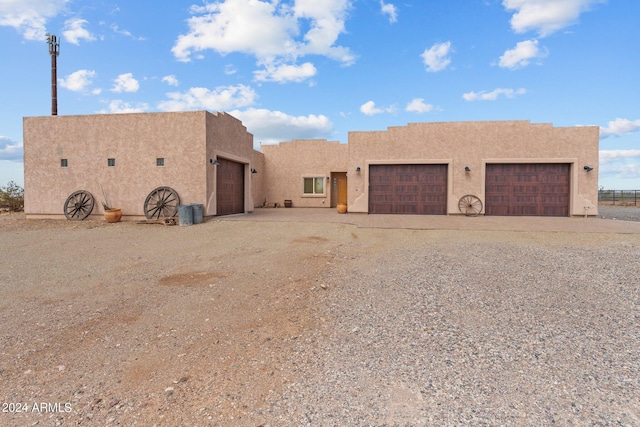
[104,208,122,223]
[337,203,347,214]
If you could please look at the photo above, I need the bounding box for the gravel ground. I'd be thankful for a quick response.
[275,231,640,426]
[1,213,639,426]
[598,205,640,222]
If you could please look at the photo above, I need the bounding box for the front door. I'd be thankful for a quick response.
[331,172,347,208]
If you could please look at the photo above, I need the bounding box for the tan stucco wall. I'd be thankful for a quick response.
[347,121,599,216]
[23,111,258,219]
[260,139,348,208]
[251,150,266,208]
[23,113,598,219]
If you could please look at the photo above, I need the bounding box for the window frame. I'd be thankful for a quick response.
[302,176,326,197]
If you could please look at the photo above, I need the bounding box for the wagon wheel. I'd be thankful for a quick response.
[458,194,483,216]
[144,186,180,219]
[64,190,95,220]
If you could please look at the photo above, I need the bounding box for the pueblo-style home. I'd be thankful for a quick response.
[23,111,599,220]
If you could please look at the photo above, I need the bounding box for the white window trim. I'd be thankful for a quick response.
[302,176,327,198]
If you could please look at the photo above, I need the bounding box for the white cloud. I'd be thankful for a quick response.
[224,64,237,75]
[503,0,605,37]
[172,0,296,61]
[171,0,354,81]
[294,0,354,62]
[111,73,140,93]
[157,84,257,112]
[0,136,23,161]
[254,62,317,83]
[360,100,396,116]
[406,98,434,113]
[599,150,640,164]
[498,39,548,69]
[59,69,97,92]
[380,0,398,23]
[0,0,68,40]
[421,41,452,72]
[110,24,145,40]
[463,88,526,101]
[62,18,95,45]
[599,162,640,180]
[110,24,131,37]
[600,118,640,139]
[162,75,179,86]
[360,101,381,116]
[99,100,149,114]
[229,108,333,146]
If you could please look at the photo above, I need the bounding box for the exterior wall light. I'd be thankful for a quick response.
[584,166,594,172]
[251,168,257,174]
[355,167,361,172]
[465,166,471,172]
[210,159,220,166]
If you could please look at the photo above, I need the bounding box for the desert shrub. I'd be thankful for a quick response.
[0,181,24,212]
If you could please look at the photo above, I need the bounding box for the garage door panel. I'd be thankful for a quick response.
[541,194,568,203]
[369,164,447,215]
[216,158,244,216]
[485,163,570,216]
[396,203,418,214]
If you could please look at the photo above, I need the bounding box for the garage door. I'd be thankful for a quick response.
[369,164,447,214]
[485,163,570,216]
[216,158,244,216]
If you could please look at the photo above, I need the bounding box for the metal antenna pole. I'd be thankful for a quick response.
[47,33,60,116]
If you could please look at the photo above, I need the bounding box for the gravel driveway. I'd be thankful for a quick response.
[276,231,640,426]
[1,214,639,426]
[598,205,640,222]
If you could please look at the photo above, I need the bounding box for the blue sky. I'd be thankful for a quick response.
[1,0,639,189]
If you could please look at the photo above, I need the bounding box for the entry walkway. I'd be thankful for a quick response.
[220,207,640,234]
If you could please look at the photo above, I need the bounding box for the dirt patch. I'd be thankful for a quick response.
[0,218,347,426]
[158,270,231,287]
[291,235,329,243]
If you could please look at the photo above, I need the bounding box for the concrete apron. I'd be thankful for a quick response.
[219,208,640,234]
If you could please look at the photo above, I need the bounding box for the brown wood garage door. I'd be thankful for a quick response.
[485,163,570,216]
[369,164,447,215]
[216,158,244,216]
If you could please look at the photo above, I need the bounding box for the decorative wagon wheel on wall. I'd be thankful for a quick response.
[143,186,180,219]
[63,190,95,220]
[458,194,483,216]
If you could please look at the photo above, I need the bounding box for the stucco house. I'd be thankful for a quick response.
[23,111,599,219]
[23,111,264,220]
[345,120,599,216]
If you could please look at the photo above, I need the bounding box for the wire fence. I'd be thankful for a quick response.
[598,190,640,206]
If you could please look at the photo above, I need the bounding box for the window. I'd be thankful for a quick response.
[107,158,115,167]
[156,158,165,167]
[60,159,68,167]
[303,177,325,195]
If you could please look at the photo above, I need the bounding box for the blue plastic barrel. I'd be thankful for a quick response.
[190,203,203,224]
[178,204,193,226]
